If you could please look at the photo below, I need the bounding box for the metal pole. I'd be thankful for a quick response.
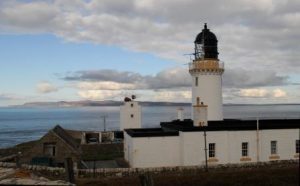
[204,127,208,172]
[256,118,260,162]
[93,160,96,178]
[104,116,106,132]
[101,115,107,132]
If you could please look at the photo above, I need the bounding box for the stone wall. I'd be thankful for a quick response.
[1,160,297,179]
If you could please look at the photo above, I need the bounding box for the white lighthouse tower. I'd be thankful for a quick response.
[189,23,224,121]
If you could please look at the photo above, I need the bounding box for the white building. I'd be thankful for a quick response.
[125,120,299,168]
[123,24,300,168]
[120,97,142,131]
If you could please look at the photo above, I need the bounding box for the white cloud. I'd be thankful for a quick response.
[1,0,299,71]
[77,90,121,100]
[239,88,269,98]
[36,82,58,94]
[153,90,191,102]
[238,88,287,99]
[1,0,299,103]
[273,88,287,98]
[77,81,137,90]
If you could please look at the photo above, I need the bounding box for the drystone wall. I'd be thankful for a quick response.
[0,160,298,178]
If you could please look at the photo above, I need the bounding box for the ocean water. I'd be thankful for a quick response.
[0,105,300,148]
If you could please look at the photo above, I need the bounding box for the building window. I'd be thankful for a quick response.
[43,143,56,156]
[195,77,198,86]
[131,103,133,107]
[271,141,277,155]
[209,143,215,158]
[242,142,248,157]
[296,140,300,154]
[196,97,200,105]
[131,114,134,118]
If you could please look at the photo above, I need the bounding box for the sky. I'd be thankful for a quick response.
[0,0,300,106]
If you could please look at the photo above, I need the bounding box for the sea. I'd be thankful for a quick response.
[0,105,300,148]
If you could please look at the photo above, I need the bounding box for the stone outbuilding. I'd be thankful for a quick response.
[20,125,81,167]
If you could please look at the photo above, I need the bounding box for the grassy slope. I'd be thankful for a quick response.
[0,140,37,158]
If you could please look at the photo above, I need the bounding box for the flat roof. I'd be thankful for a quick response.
[125,119,300,138]
[161,119,300,132]
[125,128,179,137]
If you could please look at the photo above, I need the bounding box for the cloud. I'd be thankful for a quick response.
[223,68,289,88]
[78,90,121,100]
[0,0,299,73]
[146,68,190,89]
[63,67,290,90]
[63,68,191,90]
[64,70,143,83]
[273,88,287,98]
[77,81,136,90]
[238,88,287,98]
[0,93,19,100]
[239,89,269,98]
[1,0,299,103]
[36,81,58,94]
[0,1,59,33]
[153,90,191,102]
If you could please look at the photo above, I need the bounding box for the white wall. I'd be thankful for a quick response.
[125,128,299,168]
[227,131,257,163]
[191,73,223,121]
[124,133,132,163]
[260,129,299,162]
[120,101,142,130]
[180,131,204,166]
[125,134,181,168]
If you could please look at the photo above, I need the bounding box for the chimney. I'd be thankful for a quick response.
[177,107,184,121]
[193,99,208,127]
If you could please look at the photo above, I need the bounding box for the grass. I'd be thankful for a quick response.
[0,140,37,158]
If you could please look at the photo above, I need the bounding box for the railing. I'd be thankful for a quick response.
[189,60,224,71]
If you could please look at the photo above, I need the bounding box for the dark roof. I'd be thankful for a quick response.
[194,23,219,59]
[161,119,300,132]
[125,119,299,138]
[52,125,80,150]
[125,128,179,138]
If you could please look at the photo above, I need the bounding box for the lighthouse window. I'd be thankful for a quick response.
[208,143,215,158]
[131,114,134,118]
[271,141,277,155]
[131,103,133,107]
[241,142,248,157]
[195,77,198,86]
[296,140,299,154]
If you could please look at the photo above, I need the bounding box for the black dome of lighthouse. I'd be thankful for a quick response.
[194,23,219,59]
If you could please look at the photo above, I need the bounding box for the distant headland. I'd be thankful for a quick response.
[4,100,300,108]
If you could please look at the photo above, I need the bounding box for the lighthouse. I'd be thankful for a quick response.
[189,23,224,122]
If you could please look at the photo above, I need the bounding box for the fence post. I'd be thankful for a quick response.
[16,152,21,168]
[139,172,154,186]
[64,158,75,184]
[93,160,96,178]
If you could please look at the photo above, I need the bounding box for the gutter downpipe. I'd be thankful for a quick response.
[204,127,208,172]
[256,118,260,162]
